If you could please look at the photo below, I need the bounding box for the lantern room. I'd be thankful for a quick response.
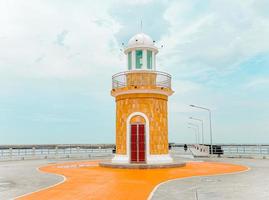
[124,33,158,71]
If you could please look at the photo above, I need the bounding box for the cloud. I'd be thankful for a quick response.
[20,113,80,123]
[0,0,269,144]
[245,77,269,89]
[169,102,192,113]
[116,0,154,5]
[158,0,269,79]
[0,0,123,79]
[172,80,202,95]
[55,30,69,46]
[109,0,170,44]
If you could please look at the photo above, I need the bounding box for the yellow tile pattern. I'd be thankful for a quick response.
[126,72,157,86]
[115,93,169,155]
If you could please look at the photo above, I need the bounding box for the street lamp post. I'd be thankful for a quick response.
[188,126,198,144]
[190,105,213,154]
[189,117,204,145]
[188,122,200,144]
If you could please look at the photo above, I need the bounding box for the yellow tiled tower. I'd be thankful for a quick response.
[111,33,174,164]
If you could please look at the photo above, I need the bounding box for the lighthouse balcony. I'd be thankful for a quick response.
[111,70,173,96]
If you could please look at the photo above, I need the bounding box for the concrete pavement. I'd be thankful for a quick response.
[0,159,68,200]
[151,158,269,200]
[0,157,268,200]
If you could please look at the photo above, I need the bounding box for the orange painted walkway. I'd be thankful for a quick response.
[18,160,248,200]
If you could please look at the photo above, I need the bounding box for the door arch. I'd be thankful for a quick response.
[126,112,149,163]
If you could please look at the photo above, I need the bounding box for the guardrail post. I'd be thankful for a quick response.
[32,147,35,157]
[9,148,12,159]
[55,146,58,157]
[255,146,257,155]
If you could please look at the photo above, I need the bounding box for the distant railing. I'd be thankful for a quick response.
[112,71,172,89]
[0,144,114,161]
[170,144,269,157]
[221,145,269,156]
[193,144,210,153]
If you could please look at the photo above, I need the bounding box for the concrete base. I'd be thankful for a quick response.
[147,154,173,164]
[99,161,186,169]
[112,154,174,164]
[111,155,129,163]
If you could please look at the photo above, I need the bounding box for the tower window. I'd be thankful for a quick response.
[135,50,143,69]
[147,50,152,69]
[128,51,132,70]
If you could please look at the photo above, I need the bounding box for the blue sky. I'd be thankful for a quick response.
[0,0,269,144]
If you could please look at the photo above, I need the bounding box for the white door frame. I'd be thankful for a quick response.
[126,112,150,163]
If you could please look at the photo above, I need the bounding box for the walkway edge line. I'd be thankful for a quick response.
[14,164,66,199]
[147,163,251,200]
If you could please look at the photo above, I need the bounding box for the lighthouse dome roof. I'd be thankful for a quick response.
[124,32,158,54]
[127,33,154,46]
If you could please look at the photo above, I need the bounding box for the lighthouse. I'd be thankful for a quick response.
[111,33,174,164]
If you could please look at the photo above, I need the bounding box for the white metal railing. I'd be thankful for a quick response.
[171,144,269,157]
[221,145,269,156]
[0,146,113,161]
[112,70,172,89]
[193,144,210,154]
[2,144,269,161]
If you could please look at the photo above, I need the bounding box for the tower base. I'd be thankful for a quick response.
[111,154,174,164]
[99,161,185,169]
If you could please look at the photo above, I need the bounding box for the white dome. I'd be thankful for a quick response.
[127,33,154,47]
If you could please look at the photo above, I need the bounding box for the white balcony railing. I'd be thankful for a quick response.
[112,70,172,89]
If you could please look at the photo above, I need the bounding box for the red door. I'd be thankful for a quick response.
[131,124,145,163]
[131,125,137,162]
[138,124,145,162]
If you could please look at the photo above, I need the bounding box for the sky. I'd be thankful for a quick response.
[0,0,269,144]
